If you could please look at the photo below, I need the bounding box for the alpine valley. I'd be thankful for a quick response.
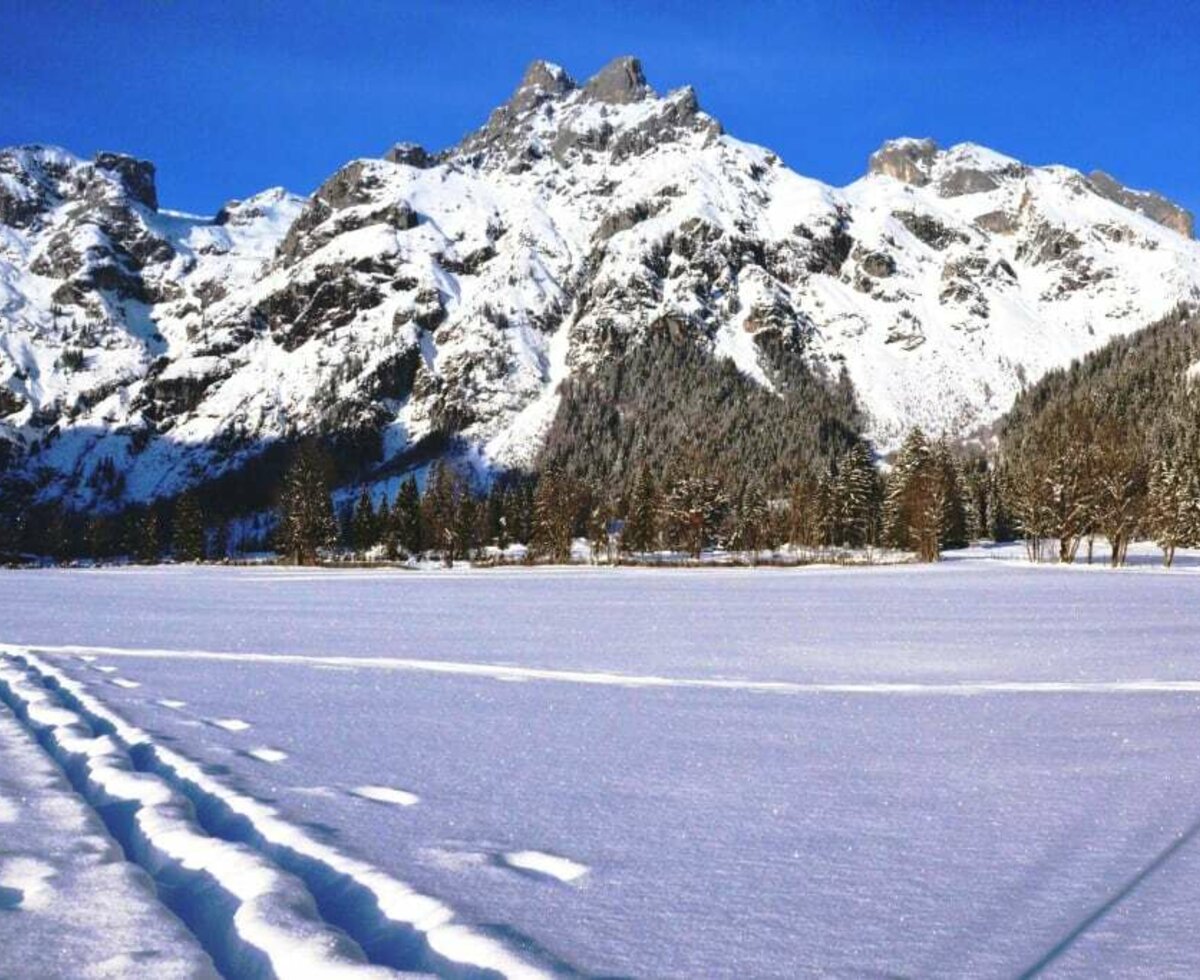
[2,56,1198,515]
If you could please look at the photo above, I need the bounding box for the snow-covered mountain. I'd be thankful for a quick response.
[2,56,1198,509]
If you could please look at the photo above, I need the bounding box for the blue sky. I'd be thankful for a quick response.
[2,1,1197,218]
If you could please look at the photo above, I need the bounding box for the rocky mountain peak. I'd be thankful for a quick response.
[92,152,158,211]
[867,137,939,186]
[1087,170,1193,238]
[510,60,576,112]
[581,55,649,104]
[867,138,1026,197]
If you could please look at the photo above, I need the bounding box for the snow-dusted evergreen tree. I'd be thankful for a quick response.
[883,428,947,562]
[531,466,584,562]
[662,473,729,559]
[278,442,337,565]
[587,496,613,564]
[621,466,659,556]
[728,482,769,560]
[1145,397,1200,568]
[831,441,879,547]
[173,492,206,562]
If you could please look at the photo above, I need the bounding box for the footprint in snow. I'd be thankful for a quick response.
[0,857,56,911]
[246,747,288,764]
[499,850,589,884]
[207,718,252,733]
[350,785,420,807]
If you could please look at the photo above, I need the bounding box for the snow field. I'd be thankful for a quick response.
[0,650,554,979]
[5,559,1200,976]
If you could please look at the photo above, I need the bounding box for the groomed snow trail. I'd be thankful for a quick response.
[0,649,556,980]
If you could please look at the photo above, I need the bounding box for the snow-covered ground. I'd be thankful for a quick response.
[4,556,1200,976]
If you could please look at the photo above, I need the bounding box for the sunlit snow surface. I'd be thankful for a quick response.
[4,548,1200,976]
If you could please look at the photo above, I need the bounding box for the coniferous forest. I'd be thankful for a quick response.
[4,305,1200,569]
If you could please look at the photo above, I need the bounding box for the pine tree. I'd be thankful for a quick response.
[421,462,463,566]
[278,442,337,565]
[831,441,879,547]
[454,491,479,561]
[392,477,423,556]
[531,466,584,563]
[1147,452,1200,567]
[621,466,659,556]
[134,508,161,564]
[932,439,968,551]
[729,482,769,561]
[662,473,728,559]
[376,497,397,559]
[883,428,944,562]
[173,492,207,562]
[350,487,378,554]
[587,496,612,564]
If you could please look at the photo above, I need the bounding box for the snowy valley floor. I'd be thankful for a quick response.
[3,552,1200,977]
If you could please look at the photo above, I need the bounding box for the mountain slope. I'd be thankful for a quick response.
[2,56,1198,511]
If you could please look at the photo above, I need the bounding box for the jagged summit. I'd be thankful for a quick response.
[451,55,720,171]
[581,55,650,104]
[510,59,576,111]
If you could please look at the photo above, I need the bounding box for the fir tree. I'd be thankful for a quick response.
[350,487,378,554]
[586,495,613,564]
[729,482,769,561]
[662,473,728,559]
[531,466,584,563]
[278,442,337,565]
[621,466,659,556]
[173,492,207,562]
[421,461,464,566]
[883,428,944,562]
[392,477,423,556]
[134,508,161,564]
[831,441,879,547]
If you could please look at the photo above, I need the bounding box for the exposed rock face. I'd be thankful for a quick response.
[383,142,435,169]
[582,55,649,104]
[1088,170,1194,238]
[867,138,938,186]
[93,152,158,211]
[3,60,1200,512]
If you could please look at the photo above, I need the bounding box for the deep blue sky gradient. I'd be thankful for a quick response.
[2,1,1197,218]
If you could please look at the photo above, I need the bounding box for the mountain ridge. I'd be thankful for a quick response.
[2,55,1199,514]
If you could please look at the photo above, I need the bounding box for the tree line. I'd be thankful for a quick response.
[5,305,1200,568]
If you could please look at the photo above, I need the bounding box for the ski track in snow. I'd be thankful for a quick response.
[0,648,559,979]
[19,641,1200,697]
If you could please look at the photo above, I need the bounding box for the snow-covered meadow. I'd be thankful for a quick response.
[4,555,1200,977]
